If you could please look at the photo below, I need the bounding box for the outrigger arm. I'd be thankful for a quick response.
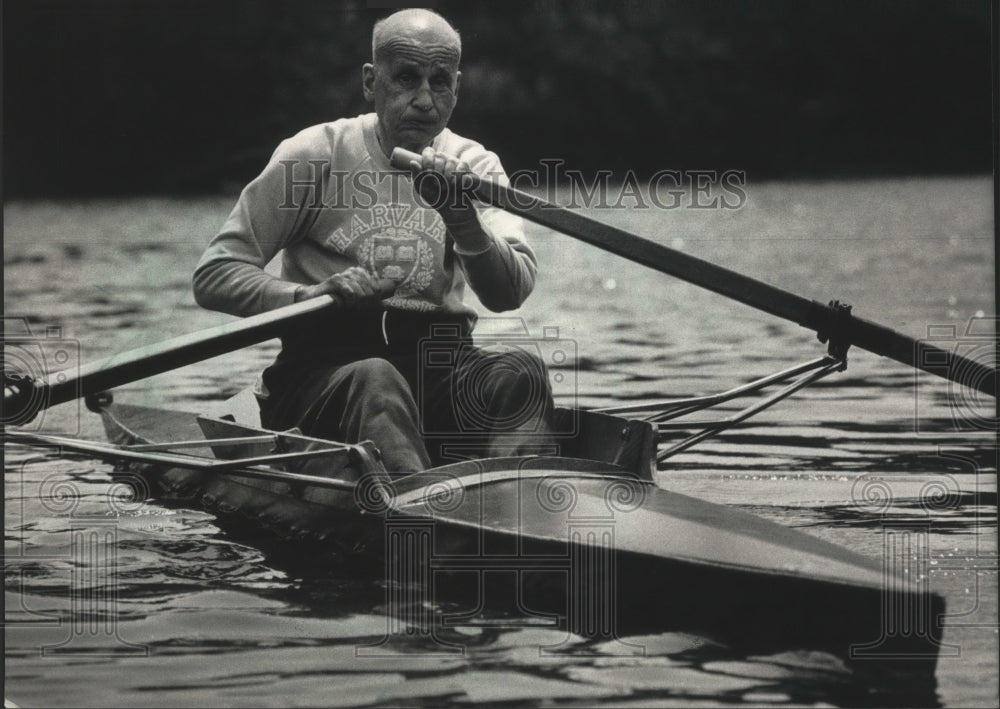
[598,355,847,463]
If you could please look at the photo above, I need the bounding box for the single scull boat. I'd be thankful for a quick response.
[4,148,991,673]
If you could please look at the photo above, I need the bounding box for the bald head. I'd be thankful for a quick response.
[363,9,462,154]
[372,9,461,64]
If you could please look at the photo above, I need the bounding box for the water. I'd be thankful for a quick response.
[4,176,996,707]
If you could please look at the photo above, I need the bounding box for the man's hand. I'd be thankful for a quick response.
[409,148,491,254]
[294,266,396,307]
[409,148,478,221]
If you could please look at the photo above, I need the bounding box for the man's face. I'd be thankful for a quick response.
[363,42,460,153]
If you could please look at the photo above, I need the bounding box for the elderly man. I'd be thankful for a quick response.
[193,8,554,473]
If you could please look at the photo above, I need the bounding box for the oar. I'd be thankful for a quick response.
[391,148,996,398]
[2,295,342,425]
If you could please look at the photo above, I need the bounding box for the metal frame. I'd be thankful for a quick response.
[8,354,846,476]
[3,429,359,491]
[594,355,846,463]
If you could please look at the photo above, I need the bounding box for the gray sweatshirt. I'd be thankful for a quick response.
[193,113,537,323]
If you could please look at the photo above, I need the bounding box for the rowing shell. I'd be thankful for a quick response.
[2,141,975,687]
[57,391,945,672]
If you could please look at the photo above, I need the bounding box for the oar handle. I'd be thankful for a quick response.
[391,148,423,171]
[3,295,342,425]
[390,148,996,398]
[391,147,488,191]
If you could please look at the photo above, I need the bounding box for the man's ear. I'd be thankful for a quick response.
[362,63,376,101]
[454,70,461,99]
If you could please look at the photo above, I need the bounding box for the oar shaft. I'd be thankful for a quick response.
[7,295,340,415]
[487,183,814,323]
[392,148,995,397]
[498,193,992,394]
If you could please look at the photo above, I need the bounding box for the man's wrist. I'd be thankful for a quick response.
[440,206,491,254]
[450,227,493,256]
[438,204,479,227]
[453,238,494,257]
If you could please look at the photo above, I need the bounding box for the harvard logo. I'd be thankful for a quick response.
[361,229,435,295]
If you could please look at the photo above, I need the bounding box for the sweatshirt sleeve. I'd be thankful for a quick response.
[451,153,538,312]
[192,132,326,316]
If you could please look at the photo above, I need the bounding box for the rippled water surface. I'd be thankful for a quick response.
[4,176,997,707]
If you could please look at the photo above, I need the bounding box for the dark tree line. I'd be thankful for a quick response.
[3,0,993,196]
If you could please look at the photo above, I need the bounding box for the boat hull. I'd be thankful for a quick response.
[95,399,946,672]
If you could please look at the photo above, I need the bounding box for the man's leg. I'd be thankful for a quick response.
[261,358,432,474]
[420,344,557,463]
